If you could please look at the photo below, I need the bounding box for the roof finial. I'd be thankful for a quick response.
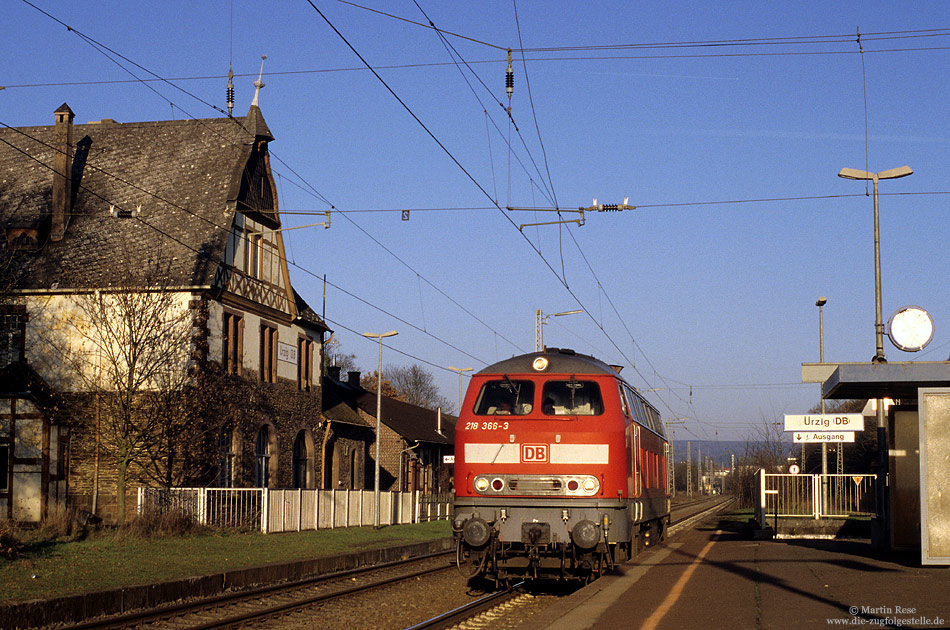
[251,55,267,107]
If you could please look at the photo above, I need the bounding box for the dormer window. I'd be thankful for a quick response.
[5,228,39,252]
[229,222,280,284]
[0,305,26,365]
[236,141,278,228]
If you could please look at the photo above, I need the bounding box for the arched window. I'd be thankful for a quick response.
[216,426,235,488]
[292,431,309,489]
[255,426,273,488]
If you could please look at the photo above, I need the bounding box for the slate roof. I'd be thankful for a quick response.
[321,376,374,428]
[0,361,59,410]
[294,288,331,333]
[0,104,269,291]
[354,389,456,445]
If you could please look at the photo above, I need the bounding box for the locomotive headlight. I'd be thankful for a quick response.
[532,357,549,371]
[583,478,597,493]
[474,477,490,492]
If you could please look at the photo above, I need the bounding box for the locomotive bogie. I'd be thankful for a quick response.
[454,500,633,549]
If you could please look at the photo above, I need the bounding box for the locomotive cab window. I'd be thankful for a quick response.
[541,380,603,416]
[473,379,535,415]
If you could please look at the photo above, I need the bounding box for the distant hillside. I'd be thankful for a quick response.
[671,440,755,465]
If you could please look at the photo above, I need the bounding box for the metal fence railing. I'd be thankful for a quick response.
[754,470,877,525]
[137,487,452,534]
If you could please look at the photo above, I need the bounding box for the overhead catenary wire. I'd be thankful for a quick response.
[0,123,495,373]
[17,1,529,362]
[6,26,949,92]
[19,0,692,424]
[17,3,936,433]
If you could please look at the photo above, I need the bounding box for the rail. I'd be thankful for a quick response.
[137,487,452,533]
[753,470,877,525]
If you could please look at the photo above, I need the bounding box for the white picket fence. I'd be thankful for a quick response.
[137,487,452,533]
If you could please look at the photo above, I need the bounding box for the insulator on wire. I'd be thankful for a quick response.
[505,50,514,98]
[226,67,235,117]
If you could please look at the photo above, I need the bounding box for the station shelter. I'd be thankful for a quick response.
[803,361,950,565]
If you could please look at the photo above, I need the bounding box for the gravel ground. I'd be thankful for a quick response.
[254,563,484,629]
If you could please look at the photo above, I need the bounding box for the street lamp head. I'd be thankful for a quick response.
[838,167,872,181]
[816,297,827,307]
[838,166,913,181]
[878,165,913,180]
[363,330,398,340]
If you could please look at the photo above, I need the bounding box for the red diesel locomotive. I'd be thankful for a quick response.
[453,348,670,582]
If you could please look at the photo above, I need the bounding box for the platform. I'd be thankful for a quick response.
[529,512,950,630]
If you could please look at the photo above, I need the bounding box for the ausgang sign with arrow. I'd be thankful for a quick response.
[783,414,864,432]
[793,431,857,444]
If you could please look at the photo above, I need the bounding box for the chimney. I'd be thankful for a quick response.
[327,366,341,381]
[51,103,75,242]
[348,371,361,387]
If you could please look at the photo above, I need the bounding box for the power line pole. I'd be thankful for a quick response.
[687,441,692,497]
[666,418,686,497]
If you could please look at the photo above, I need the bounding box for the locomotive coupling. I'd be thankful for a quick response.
[571,519,600,549]
[461,517,492,548]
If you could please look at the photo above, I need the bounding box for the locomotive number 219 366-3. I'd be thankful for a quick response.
[464,421,510,431]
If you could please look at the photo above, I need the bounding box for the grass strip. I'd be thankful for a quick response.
[0,521,451,604]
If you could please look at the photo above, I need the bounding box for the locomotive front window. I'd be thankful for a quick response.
[541,380,604,416]
[473,379,535,415]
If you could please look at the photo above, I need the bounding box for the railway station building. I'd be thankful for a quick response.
[0,100,453,525]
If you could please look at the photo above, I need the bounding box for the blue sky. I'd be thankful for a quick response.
[4,1,948,441]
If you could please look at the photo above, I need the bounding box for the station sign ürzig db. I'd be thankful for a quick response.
[783,413,863,443]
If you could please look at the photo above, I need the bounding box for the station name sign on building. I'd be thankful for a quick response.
[783,414,864,432]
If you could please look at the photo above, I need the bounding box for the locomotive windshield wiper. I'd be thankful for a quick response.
[569,374,577,411]
[503,374,520,408]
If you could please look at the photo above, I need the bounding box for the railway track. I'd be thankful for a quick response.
[60,497,732,630]
[407,495,734,630]
[65,551,456,630]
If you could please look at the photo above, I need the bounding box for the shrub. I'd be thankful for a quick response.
[0,519,22,558]
[121,508,206,539]
[35,506,96,543]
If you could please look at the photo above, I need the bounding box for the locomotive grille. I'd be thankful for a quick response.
[473,474,600,496]
[508,477,563,494]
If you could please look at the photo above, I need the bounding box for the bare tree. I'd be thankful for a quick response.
[324,334,359,372]
[386,363,454,413]
[734,416,792,508]
[361,369,402,400]
[37,258,201,525]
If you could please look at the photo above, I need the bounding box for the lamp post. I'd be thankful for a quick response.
[837,164,912,546]
[536,309,583,351]
[837,166,912,363]
[448,366,473,413]
[816,296,828,510]
[363,330,398,529]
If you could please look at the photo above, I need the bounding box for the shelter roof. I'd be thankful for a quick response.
[820,361,950,400]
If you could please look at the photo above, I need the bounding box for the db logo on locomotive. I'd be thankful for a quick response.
[521,443,548,463]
